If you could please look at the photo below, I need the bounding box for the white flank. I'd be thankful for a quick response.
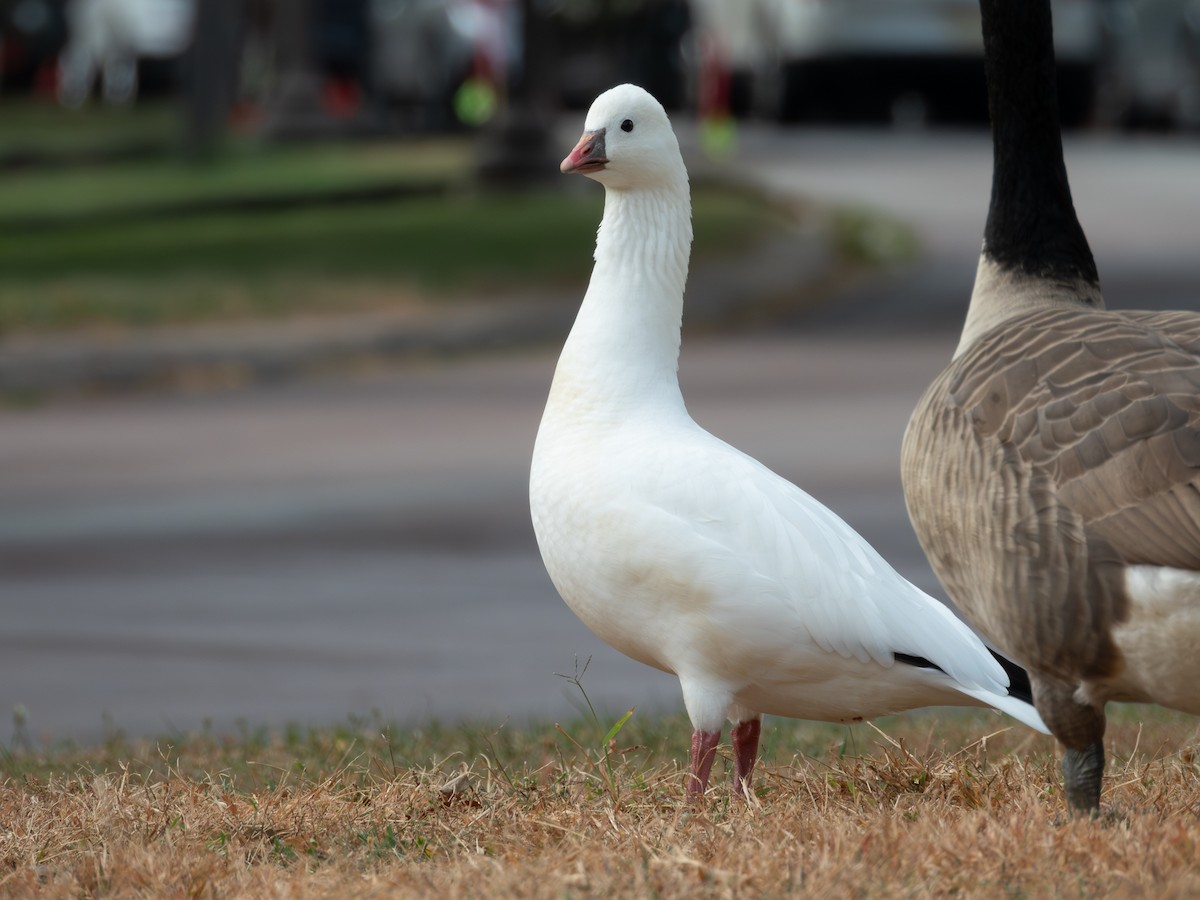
[1088,566,1200,714]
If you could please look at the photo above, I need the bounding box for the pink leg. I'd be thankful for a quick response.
[687,729,722,801]
[731,717,762,797]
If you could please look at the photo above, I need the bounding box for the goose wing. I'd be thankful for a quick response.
[630,428,1011,694]
[942,306,1200,570]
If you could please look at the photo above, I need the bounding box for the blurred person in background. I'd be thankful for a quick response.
[57,0,195,106]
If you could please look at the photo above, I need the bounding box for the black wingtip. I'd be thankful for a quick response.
[895,649,1035,705]
[894,652,944,674]
[989,648,1034,704]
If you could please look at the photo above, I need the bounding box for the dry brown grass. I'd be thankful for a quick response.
[2,707,1198,898]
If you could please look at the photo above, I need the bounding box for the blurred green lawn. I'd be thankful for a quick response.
[0,105,789,334]
[0,99,180,158]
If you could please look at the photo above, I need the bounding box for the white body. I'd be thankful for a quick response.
[530,84,1046,737]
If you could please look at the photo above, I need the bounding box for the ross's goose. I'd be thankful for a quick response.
[531,84,1047,801]
[902,0,1200,813]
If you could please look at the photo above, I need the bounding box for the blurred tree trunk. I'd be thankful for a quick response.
[183,0,243,160]
[478,0,559,184]
[262,0,326,137]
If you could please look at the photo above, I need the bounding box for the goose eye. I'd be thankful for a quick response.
[620,119,634,133]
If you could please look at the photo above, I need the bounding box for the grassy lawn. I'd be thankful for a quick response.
[0,141,469,221]
[1,706,1197,896]
[0,106,796,335]
[0,182,783,332]
[0,99,180,159]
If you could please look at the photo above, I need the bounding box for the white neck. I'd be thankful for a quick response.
[549,178,693,418]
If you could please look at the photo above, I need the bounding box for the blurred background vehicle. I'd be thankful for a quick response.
[691,0,1200,130]
[1,0,1194,132]
[692,0,1112,125]
[1099,0,1200,128]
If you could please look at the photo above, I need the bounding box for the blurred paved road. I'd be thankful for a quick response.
[731,126,1200,330]
[3,128,1198,743]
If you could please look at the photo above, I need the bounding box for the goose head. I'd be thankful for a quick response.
[560,84,684,191]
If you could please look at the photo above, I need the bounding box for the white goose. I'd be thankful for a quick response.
[530,84,1047,800]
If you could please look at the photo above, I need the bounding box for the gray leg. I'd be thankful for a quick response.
[1031,675,1107,815]
[1062,741,1105,814]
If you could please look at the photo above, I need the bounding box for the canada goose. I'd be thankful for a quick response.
[902,0,1200,813]
[531,84,1047,801]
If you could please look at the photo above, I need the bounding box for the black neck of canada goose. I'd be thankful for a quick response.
[960,0,1103,354]
[981,0,1098,284]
